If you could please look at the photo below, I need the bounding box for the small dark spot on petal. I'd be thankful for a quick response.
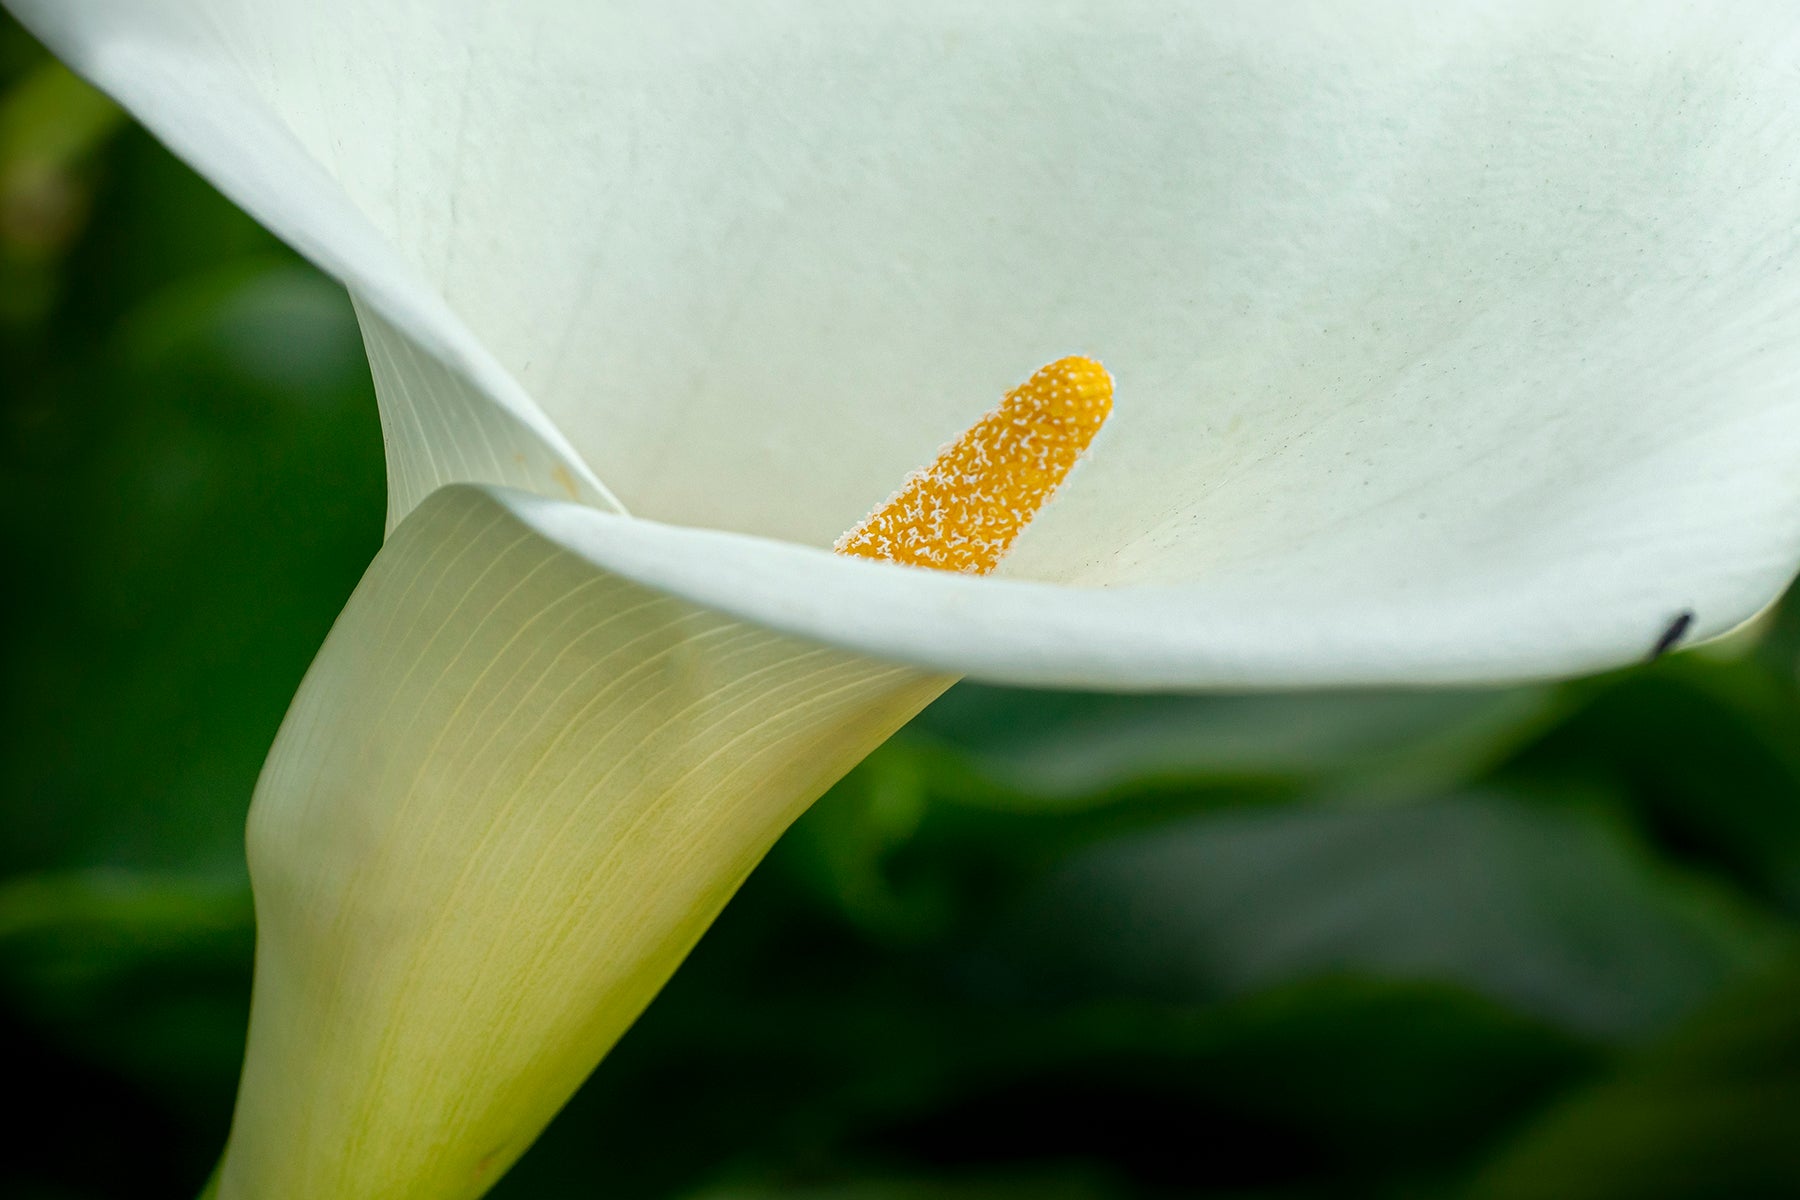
[1648,610,1695,662]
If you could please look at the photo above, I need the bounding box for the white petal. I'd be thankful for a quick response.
[14,2,1800,680]
[222,484,948,1199]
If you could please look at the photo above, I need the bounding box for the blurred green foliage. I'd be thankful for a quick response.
[4,17,1800,1200]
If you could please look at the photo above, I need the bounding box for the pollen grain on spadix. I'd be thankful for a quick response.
[834,356,1113,575]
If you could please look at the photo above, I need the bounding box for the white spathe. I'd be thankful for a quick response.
[14,4,1800,1200]
[12,1,1800,686]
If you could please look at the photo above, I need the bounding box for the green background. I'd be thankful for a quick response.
[4,18,1800,1199]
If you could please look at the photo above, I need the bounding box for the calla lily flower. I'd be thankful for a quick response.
[12,3,1800,1199]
